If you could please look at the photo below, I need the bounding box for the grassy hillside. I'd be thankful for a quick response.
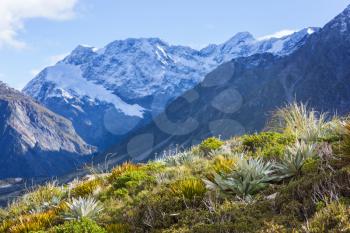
[1,103,350,232]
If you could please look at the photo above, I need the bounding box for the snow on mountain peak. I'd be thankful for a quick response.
[26,29,315,100]
[224,32,255,44]
[25,28,316,112]
[26,64,145,117]
[23,28,317,149]
[258,30,297,41]
[307,28,315,34]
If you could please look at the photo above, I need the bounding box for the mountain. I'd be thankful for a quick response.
[0,82,95,178]
[100,5,350,163]
[23,28,317,150]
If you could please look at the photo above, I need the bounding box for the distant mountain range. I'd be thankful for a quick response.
[23,28,316,150]
[0,5,349,179]
[100,4,350,164]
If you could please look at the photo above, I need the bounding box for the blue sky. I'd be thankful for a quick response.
[0,0,349,90]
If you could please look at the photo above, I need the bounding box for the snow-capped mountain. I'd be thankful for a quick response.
[23,28,317,150]
[101,5,350,163]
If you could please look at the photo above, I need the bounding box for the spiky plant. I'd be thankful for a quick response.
[212,154,237,174]
[276,141,317,178]
[159,150,197,166]
[6,210,56,233]
[204,157,278,200]
[64,197,104,221]
[271,102,329,142]
[6,181,65,217]
[170,178,206,200]
[29,196,62,214]
[208,149,227,158]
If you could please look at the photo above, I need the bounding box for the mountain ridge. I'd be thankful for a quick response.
[23,27,317,150]
[0,82,96,178]
[99,4,350,164]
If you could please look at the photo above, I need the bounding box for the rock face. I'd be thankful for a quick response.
[100,5,350,163]
[23,28,316,150]
[0,82,95,178]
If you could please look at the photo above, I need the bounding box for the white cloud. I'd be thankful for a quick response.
[0,0,79,49]
[258,29,297,41]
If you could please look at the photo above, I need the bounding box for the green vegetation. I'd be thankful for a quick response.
[71,179,101,197]
[270,102,339,142]
[1,102,350,232]
[307,201,350,232]
[276,141,317,178]
[170,178,206,201]
[204,156,279,200]
[64,197,104,220]
[52,218,106,233]
[198,137,224,155]
[241,131,294,159]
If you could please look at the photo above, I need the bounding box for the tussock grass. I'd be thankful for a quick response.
[0,102,349,232]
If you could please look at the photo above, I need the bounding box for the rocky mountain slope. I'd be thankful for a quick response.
[101,5,350,163]
[23,28,317,150]
[0,82,95,178]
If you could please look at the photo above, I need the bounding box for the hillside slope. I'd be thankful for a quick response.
[0,82,95,178]
[1,103,350,232]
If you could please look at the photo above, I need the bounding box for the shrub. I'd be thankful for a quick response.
[112,170,154,191]
[334,121,350,167]
[124,188,187,229]
[258,221,289,233]
[170,178,206,201]
[140,161,165,173]
[71,179,100,198]
[105,223,130,233]
[276,141,317,178]
[275,171,335,221]
[64,197,104,221]
[307,201,350,232]
[241,132,294,159]
[176,199,283,233]
[212,154,237,174]
[301,157,320,174]
[108,162,140,182]
[113,188,129,198]
[199,137,224,155]
[51,218,106,233]
[4,210,56,233]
